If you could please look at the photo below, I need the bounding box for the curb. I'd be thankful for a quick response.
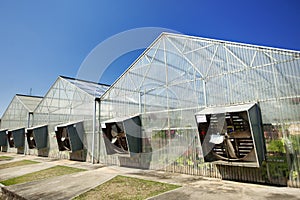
[146,186,183,200]
[1,186,27,200]
[71,175,117,199]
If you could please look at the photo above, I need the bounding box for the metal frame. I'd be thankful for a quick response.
[33,76,109,162]
[100,32,300,182]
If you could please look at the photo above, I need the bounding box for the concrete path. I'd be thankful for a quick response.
[2,168,116,200]
[0,153,143,200]
[1,153,300,200]
[0,154,56,181]
[148,176,300,200]
[122,170,300,200]
[0,162,55,181]
[0,154,29,165]
[2,166,144,200]
[0,153,103,182]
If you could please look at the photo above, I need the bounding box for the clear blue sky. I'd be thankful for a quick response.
[0,0,300,116]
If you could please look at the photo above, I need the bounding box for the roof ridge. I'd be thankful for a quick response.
[59,75,110,87]
[16,93,43,98]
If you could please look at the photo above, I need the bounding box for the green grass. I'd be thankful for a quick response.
[73,175,180,200]
[0,156,13,161]
[0,160,38,170]
[1,165,86,186]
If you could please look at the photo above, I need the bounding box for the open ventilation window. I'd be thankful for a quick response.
[195,103,266,167]
[55,121,84,152]
[7,131,14,147]
[0,129,8,147]
[102,115,142,156]
[26,125,48,149]
[7,128,25,148]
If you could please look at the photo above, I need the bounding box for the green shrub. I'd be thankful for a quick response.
[267,139,285,153]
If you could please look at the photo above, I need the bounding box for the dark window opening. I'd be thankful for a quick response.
[56,127,71,151]
[7,131,14,147]
[26,130,37,149]
[55,122,84,152]
[102,115,142,156]
[0,130,7,146]
[104,122,128,153]
[26,125,48,150]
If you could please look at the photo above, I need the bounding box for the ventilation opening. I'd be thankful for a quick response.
[103,122,128,155]
[195,103,265,167]
[26,125,48,150]
[26,130,36,149]
[102,115,142,156]
[56,127,71,151]
[7,128,25,148]
[55,122,84,152]
[7,131,15,147]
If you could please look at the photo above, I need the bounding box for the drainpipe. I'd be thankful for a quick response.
[27,112,33,128]
[25,112,33,155]
[92,99,97,164]
[203,80,207,107]
[139,92,142,113]
[97,98,101,164]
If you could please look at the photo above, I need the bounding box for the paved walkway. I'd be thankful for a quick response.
[0,153,142,200]
[0,162,55,181]
[2,168,116,200]
[1,153,300,200]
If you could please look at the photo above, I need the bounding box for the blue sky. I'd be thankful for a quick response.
[0,0,299,116]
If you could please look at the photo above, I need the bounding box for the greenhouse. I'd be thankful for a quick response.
[32,76,109,162]
[0,94,42,153]
[99,32,300,187]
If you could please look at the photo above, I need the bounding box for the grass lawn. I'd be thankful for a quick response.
[0,156,13,161]
[1,165,86,186]
[73,175,180,200]
[0,160,38,170]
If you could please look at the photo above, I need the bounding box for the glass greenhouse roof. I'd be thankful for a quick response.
[100,32,300,123]
[0,94,42,129]
[16,94,43,112]
[61,76,110,98]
